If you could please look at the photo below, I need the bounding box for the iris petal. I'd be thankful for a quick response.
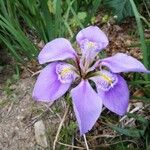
[38,38,77,64]
[76,26,109,69]
[33,62,72,102]
[101,53,150,73]
[76,26,109,50]
[91,74,129,115]
[71,80,102,135]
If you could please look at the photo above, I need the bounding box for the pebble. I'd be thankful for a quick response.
[34,120,48,148]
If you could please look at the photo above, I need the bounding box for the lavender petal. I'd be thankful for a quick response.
[101,53,150,73]
[71,80,102,135]
[93,74,129,116]
[38,38,77,64]
[76,26,109,51]
[32,62,71,102]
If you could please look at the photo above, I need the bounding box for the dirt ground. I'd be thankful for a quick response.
[0,77,36,150]
[0,73,67,150]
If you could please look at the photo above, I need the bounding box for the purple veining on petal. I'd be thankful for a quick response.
[80,39,100,53]
[90,70,118,91]
[56,62,77,83]
[32,62,72,102]
[98,74,129,116]
[76,26,109,69]
[76,26,109,51]
[90,72,129,116]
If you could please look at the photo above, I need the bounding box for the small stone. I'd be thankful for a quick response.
[37,40,45,49]
[34,120,48,148]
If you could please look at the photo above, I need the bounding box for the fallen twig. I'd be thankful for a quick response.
[53,105,69,150]
[57,141,85,149]
[83,134,90,150]
[31,70,42,77]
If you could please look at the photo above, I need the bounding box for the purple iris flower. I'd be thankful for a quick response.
[33,26,150,135]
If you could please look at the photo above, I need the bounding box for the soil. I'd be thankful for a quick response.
[0,77,36,150]
[0,72,66,150]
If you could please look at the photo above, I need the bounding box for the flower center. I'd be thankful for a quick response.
[97,70,118,91]
[56,63,75,83]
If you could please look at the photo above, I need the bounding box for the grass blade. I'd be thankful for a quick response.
[130,0,150,81]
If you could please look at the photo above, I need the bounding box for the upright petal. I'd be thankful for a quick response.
[101,53,150,73]
[76,26,108,69]
[76,26,109,51]
[92,74,129,116]
[71,80,102,135]
[33,62,72,102]
[38,38,77,64]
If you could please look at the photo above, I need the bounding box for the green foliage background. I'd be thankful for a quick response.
[0,0,149,68]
